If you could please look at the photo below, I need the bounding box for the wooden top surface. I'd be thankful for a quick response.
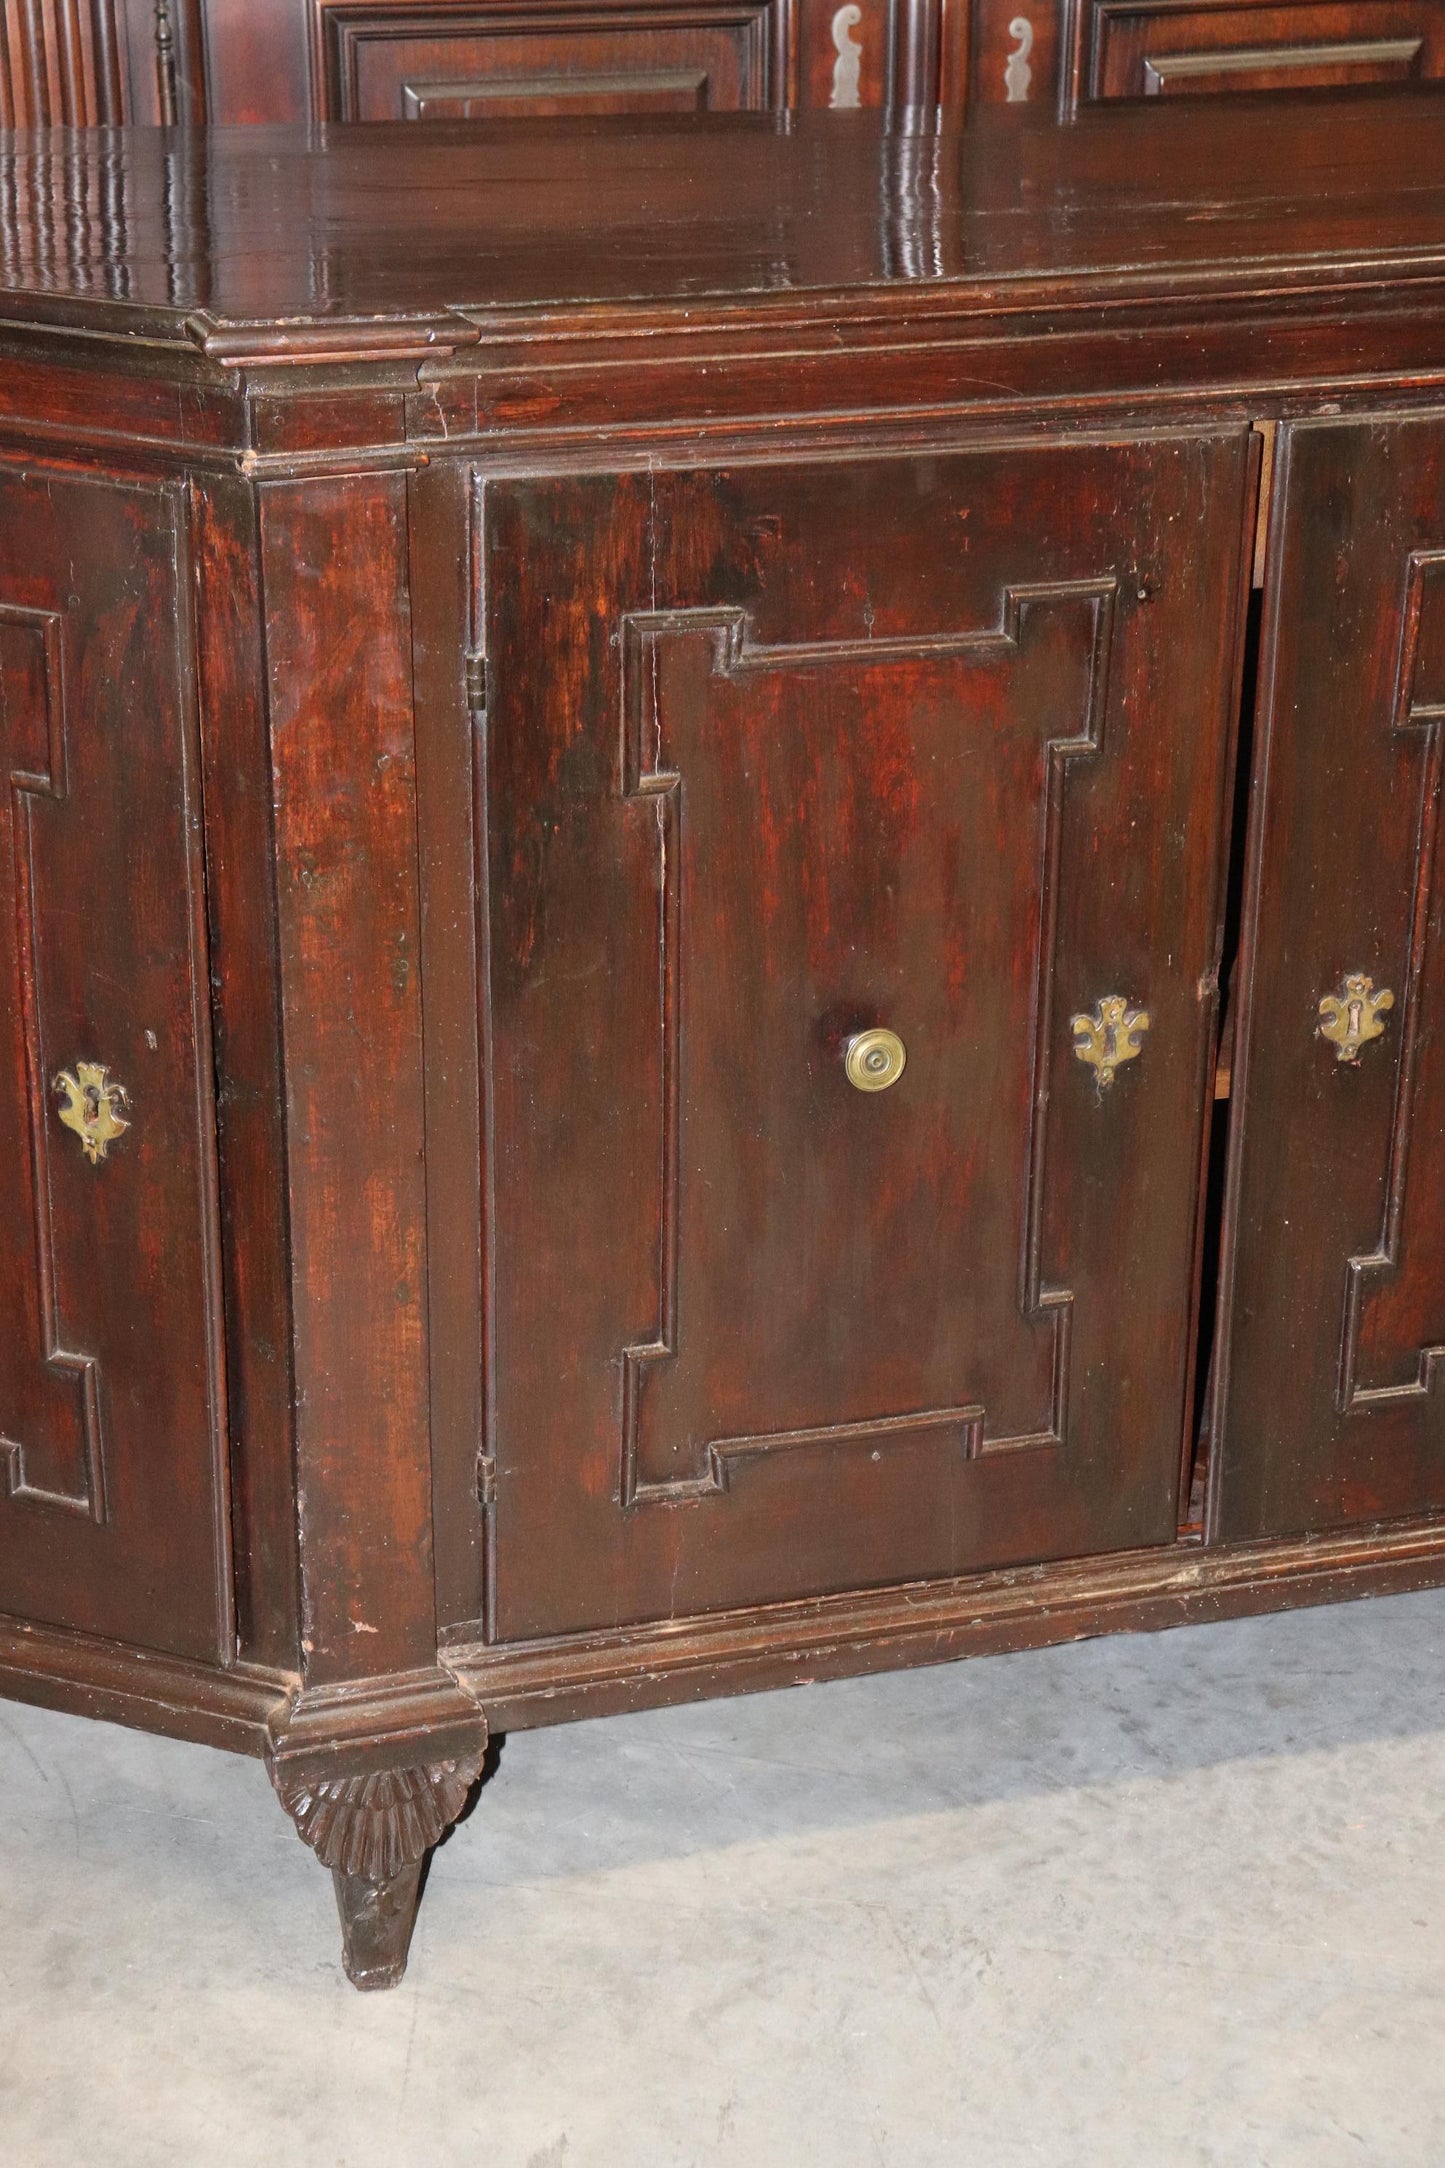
[5,95,1445,355]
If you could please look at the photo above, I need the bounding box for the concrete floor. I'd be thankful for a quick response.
[4,1590,1445,2167]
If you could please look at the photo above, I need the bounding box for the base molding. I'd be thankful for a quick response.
[264,1667,489,1778]
[7,1521,1445,1761]
[0,1611,291,1752]
[444,1515,1445,1731]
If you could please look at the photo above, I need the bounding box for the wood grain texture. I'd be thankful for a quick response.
[0,466,231,1664]
[311,0,796,122]
[17,100,1445,349]
[10,0,1445,124]
[258,473,438,1686]
[1071,0,1445,104]
[446,1515,1445,1730]
[4,99,1445,1989]
[191,474,303,1673]
[409,456,488,1634]
[481,435,1250,1639]
[1214,413,1445,1541]
[0,1608,290,1750]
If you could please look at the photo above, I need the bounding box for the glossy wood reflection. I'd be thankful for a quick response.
[12,98,1445,334]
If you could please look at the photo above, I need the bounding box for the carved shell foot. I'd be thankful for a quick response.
[273,1753,484,1991]
[274,1755,484,1882]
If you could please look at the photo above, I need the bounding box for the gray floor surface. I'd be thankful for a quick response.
[4,1587,1445,2167]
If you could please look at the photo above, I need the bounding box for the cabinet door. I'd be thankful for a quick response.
[484,436,1251,1639]
[0,470,230,1661]
[1216,414,1445,1543]
[1072,0,1445,104]
[313,0,790,121]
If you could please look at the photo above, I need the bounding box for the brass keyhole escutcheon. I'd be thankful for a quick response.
[1318,972,1394,1063]
[54,1061,130,1164]
[1070,994,1150,1090]
[844,1027,907,1093]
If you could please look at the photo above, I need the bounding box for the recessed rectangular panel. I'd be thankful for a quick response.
[484,436,1251,1639]
[1077,0,1445,102]
[0,469,229,1661]
[1216,413,1445,1543]
[485,431,1256,1630]
[316,1,786,120]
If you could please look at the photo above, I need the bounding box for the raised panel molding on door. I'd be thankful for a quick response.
[400,66,712,111]
[311,0,795,119]
[0,605,107,1523]
[483,434,1251,1642]
[1216,416,1445,1543]
[0,468,231,1663]
[615,587,1116,1509]
[1338,548,1445,1417]
[1069,0,1445,104]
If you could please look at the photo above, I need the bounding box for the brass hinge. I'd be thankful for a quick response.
[465,652,488,715]
[476,1452,497,1508]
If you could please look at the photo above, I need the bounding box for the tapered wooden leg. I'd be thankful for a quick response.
[271,1751,484,1990]
[332,1862,426,1990]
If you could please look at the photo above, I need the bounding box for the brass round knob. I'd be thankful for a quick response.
[844,1027,907,1093]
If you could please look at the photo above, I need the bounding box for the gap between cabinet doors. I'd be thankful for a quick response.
[1182,414,1279,1539]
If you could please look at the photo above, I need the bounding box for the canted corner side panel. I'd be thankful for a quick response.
[616,582,1117,1511]
[0,468,232,1665]
[1338,546,1445,1412]
[0,604,107,1522]
[258,474,440,1686]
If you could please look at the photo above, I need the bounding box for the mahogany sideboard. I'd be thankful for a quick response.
[6,94,1445,1987]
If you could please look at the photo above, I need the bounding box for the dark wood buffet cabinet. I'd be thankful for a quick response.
[10,0,1445,128]
[5,92,1445,1985]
